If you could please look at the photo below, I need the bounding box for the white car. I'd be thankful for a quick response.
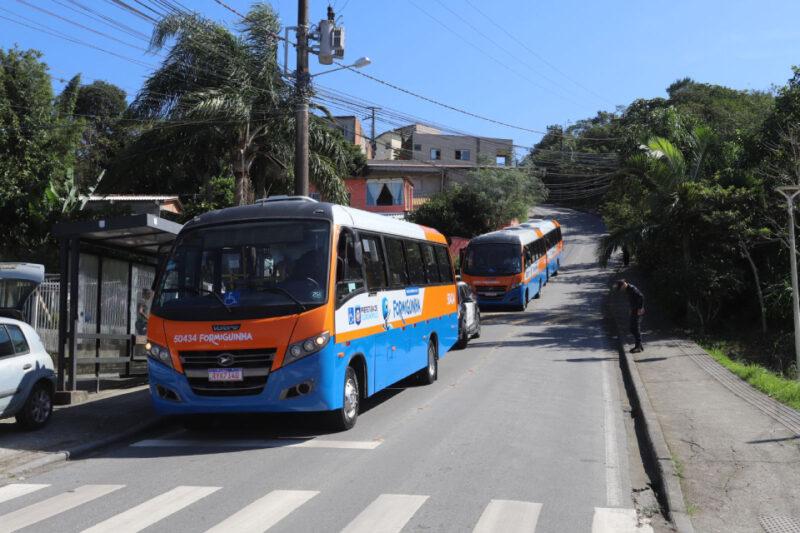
[455,281,480,349]
[0,317,56,429]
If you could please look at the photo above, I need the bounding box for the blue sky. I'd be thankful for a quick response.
[2,0,800,154]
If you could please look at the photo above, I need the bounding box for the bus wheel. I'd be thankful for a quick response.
[553,260,560,277]
[328,366,359,431]
[517,291,528,312]
[418,340,438,384]
[534,281,542,299]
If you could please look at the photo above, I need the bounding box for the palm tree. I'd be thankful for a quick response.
[597,126,713,267]
[129,4,350,205]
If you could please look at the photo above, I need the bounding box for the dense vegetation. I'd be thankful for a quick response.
[530,74,800,375]
[0,3,362,264]
[408,166,547,238]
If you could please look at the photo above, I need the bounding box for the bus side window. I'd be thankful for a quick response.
[420,243,441,283]
[404,241,427,286]
[385,238,409,287]
[434,246,454,282]
[336,229,365,305]
[361,234,388,291]
[524,245,533,268]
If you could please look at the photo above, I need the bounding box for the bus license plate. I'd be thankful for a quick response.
[208,368,243,382]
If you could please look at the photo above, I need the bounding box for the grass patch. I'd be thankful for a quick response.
[686,503,700,516]
[671,454,684,479]
[701,343,800,411]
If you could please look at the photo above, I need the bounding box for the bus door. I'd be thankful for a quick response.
[382,237,409,388]
[358,232,391,393]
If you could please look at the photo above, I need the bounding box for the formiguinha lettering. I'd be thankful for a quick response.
[173,332,254,345]
[393,298,421,317]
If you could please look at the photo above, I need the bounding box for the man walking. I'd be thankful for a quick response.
[614,279,645,353]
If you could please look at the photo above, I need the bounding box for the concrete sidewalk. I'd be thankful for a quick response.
[0,385,162,479]
[609,271,800,533]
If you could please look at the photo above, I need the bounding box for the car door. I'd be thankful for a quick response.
[0,325,24,415]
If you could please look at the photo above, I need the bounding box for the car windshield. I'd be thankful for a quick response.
[463,243,521,276]
[152,220,330,320]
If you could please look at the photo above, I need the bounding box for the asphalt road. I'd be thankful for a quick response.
[0,207,651,533]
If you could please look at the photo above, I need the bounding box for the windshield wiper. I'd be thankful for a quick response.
[160,286,232,313]
[252,285,307,312]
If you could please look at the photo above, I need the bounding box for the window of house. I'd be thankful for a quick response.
[496,154,508,166]
[385,238,409,287]
[403,241,427,285]
[413,144,422,151]
[455,149,470,161]
[430,148,441,160]
[361,234,388,290]
[376,184,394,206]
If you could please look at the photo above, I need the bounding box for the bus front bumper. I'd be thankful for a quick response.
[147,349,343,415]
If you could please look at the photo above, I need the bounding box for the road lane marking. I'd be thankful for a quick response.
[592,508,652,533]
[602,358,623,507]
[341,494,428,533]
[131,438,382,450]
[472,499,542,533]
[82,485,220,533]
[0,484,124,533]
[205,489,318,533]
[0,484,49,504]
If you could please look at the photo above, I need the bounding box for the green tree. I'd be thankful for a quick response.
[123,4,353,205]
[0,48,82,259]
[410,167,547,238]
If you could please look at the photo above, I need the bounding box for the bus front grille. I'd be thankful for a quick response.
[476,287,506,299]
[179,348,276,396]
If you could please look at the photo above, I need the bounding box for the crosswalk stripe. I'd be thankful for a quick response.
[341,494,428,533]
[131,438,381,450]
[0,484,49,505]
[592,508,653,533]
[473,499,542,533]
[205,490,319,533]
[0,484,124,533]
[81,485,220,533]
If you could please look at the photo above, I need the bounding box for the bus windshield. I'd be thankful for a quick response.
[152,220,330,320]
[463,243,521,276]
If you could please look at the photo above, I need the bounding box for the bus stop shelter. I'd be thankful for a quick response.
[52,214,182,403]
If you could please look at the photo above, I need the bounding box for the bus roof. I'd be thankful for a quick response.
[469,218,559,247]
[182,196,447,244]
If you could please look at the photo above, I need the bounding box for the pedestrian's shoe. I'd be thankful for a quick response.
[630,345,643,354]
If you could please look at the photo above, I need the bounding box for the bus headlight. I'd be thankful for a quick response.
[284,332,331,365]
[510,281,522,289]
[145,341,173,368]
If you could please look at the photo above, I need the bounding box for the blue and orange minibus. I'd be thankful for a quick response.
[461,219,563,310]
[145,196,458,430]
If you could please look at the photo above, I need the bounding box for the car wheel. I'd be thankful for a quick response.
[327,366,359,431]
[454,317,468,349]
[16,383,53,430]
[418,340,439,383]
[473,311,481,338]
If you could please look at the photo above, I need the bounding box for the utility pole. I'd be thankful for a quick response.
[367,106,379,159]
[777,186,800,379]
[293,0,310,196]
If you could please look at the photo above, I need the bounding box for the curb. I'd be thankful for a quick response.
[605,297,695,533]
[6,417,165,477]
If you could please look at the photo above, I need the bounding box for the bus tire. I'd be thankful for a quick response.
[327,366,359,431]
[517,290,528,311]
[552,260,559,277]
[534,281,542,299]
[418,340,438,384]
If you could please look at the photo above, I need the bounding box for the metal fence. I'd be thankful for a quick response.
[22,274,60,354]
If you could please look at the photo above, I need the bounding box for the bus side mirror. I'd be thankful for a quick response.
[455,274,462,282]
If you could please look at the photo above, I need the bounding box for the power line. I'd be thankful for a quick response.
[463,0,613,106]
